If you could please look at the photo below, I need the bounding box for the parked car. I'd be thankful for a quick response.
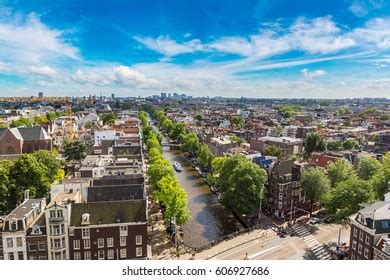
[309,217,320,224]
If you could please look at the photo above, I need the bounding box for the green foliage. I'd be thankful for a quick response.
[84,121,93,129]
[229,135,245,144]
[359,107,377,118]
[370,152,390,200]
[323,178,373,220]
[216,155,267,215]
[357,157,382,180]
[327,141,343,151]
[334,108,352,115]
[62,140,87,161]
[32,150,64,182]
[46,111,64,123]
[195,114,203,121]
[301,167,330,215]
[264,145,283,159]
[231,116,244,128]
[342,139,359,150]
[170,122,186,140]
[0,123,8,128]
[304,133,326,157]
[181,132,200,157]
[380,115,390,121]
[327,159,357,188]
[147,159,174,187]
[10,117,33,128]
[155,175,190,226]
[139,111,148,126]
[34,115,49,124]
[197,143,214,171]
[100,112,117,125]
[0,161,11,214]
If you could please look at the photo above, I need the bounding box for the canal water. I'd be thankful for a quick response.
[154,125,243,248]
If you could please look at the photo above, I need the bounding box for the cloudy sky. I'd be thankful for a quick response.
[1,0,390,98]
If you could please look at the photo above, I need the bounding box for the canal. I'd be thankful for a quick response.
[153,124,243,248]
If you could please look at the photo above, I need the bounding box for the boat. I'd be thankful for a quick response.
[210,186,219,194]
[173,162,182,172]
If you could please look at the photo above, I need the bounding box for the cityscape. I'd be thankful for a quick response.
[0,94,389,260]
[0,0,389,264]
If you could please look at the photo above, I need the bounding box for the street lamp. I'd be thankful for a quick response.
[257,186,264,227]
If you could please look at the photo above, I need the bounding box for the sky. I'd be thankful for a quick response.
[1,0,390,98]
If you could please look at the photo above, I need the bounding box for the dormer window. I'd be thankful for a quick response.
[10,219,17,231]
[32,225,42,235]
[81,213,90,225]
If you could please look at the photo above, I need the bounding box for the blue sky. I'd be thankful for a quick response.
[1,0,390,98]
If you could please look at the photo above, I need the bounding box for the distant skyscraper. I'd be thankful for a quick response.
[161,92,167,99]
[111,93,115,99]
[38,92,43,99]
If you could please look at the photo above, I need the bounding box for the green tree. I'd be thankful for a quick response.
[219,156,267,215]
[195,114,202,121]
[32,150,64,182]
[147,159,174,187]
[231,116,244,128]
[161,118,174,134]
[62,140,87,161]
[34,115,49,124]
[370,152,390,199]
[357,157,382,180]
[327,141,343,151]
[10,117,33,128]
[170,123,186,140]
[323,178,373,220]
[146,134,161,151]
[8,154,51,208]
[327,159,357,188]
[139,111,148,126]
[0,161,11,214]
[100,112,117,125]
[301,167,330,216]
[181,132,199,157]
[304,133,326,157]
[343,139,359,150]
[84,121,93,129]
[264,145,283,159]
[197,144,214,171]
[155,176,190,226]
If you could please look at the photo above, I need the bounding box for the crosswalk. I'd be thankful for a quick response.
[294,225,331,260]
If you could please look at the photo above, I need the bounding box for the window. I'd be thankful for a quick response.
[69,228,74,236]
[74,252,81,260]
[98,250,105,260]
[81,213,90,225]
[18,252,24,260]
[278,202,282,209]
[51,225,62,236]
[364,248,369,259]
[98,238,104,248]
[73,240,80,250]
[84,251,91,260]
[50,211,56,218]
[8,252,14,260]
[365,235,370,245]
[107,249,114,259]
[83,239,90,249]
[278,193,283,200]
[29,244,38,251]
[38,243,46,251]
[16,237,22,247]
[359,231,364,241]
[82,228,90,239]
[353,227,358,237]
[135,235,142,245]
[57,210,63,218]
[120,248,127,258]
[352,240,357,250]
[7,238,13,248]
[136,247,142,257]
[120,225,128,236]
[381,220,389,229]
[53,238,62,249]
[120,236,127,246]
[107,238,114,247]
[358,244,362,254]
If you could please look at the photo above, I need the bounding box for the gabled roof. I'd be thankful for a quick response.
[70,200,147,226]
[18,126,50,140]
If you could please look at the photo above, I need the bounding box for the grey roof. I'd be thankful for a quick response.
[359,201,390,220]
[5,198,43,220]
[17,126,50,140]
[70,200,147,226]
[87,184,145,202]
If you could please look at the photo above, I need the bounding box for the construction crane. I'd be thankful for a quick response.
[61,97,75,142]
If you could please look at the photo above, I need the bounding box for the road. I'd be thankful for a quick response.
[206,223,350,260]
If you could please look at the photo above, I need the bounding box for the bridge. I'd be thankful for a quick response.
[161,142,182,148]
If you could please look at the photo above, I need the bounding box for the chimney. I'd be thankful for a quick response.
[24,190,30,201]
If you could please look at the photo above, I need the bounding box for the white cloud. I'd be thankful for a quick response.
[133,35,204,56]
[352,18,390,49]
[26,65,59,78]
[113,66,160,88]
[0,12,79,64]
[300,68,327,79]
[0,61,8,72]
[349,1,368,17]
[71,69,112,86]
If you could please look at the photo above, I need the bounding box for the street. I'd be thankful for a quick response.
[201,223,350,260]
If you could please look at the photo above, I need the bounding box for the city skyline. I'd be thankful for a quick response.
[1,0,390,98]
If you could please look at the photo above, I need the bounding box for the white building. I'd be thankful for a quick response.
[94,130,119,145]
[1,192,46,260]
